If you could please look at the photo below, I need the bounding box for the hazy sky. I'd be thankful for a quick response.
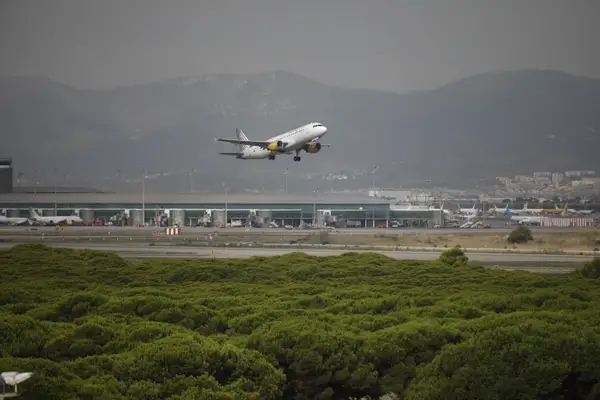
[1,0,598,93]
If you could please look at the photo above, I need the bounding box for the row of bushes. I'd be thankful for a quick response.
[0,244,599,399]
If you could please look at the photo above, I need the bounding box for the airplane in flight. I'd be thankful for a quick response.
[215,122,329,162]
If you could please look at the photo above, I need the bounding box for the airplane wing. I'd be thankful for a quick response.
[215,138,273,149]
[219,152,243,156]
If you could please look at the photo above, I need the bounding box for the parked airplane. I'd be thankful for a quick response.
[28,209,84,225]
[0,215,31,225]
[216,122,329,161]
[489,204,525,216]
[522,202,545,214]
[495,204,508,216]
[505,207,532,223]
[522,202,563,214]
[544,203,568,215]
[557,203,590,215]
[458,204,478,215]
[438,203,452,215]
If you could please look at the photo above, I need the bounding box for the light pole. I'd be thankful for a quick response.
[141,169,147,226]
[188,168,196,193]
[312,189,319,227]
[33,169,40,195]
[371,165,379,197]
[53,167,57,216]
[222,182,228,228]
[115,169,121,191]
[480,191,487,226]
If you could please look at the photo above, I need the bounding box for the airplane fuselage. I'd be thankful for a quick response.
[0,216,30,225]
[28,209,83,225]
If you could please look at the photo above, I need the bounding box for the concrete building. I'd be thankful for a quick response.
[368,188,412,202]
[0,192,444,228]
[565,170,596,177]
[0,158,12,194]
[533,172,551,178]
[551,173,564,188]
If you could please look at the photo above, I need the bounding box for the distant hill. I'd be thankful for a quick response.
[1,69,599,191]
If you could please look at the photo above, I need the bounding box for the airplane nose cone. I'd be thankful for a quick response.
[319,126,328,135]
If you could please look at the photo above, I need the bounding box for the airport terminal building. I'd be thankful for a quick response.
[0,192,444,228]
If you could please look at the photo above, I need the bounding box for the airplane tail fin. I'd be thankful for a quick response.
[29,208,39,218]
[235,129,249,150]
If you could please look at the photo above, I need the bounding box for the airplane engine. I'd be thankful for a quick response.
[267,140,285,151]
[305,142,322,153]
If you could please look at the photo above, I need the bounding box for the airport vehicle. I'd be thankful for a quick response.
[518,216,543,225]
[216,122,329,161]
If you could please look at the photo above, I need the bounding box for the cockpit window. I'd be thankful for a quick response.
[312,124,322,128]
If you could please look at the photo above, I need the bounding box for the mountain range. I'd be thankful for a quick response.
[1,69,599,192]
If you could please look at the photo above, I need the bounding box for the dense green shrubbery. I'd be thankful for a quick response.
[508,225,534,244]
[438,246,469,266]
[580,257,600,279]
[1,244,600,399]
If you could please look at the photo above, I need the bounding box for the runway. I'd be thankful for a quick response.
[0,225,588,237]
[0,242,587,274]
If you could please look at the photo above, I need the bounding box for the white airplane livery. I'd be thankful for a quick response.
[216,122,329,162]
[28,209,84,225]
[0,215,30,225]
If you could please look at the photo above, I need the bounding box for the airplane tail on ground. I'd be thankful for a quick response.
[29,208,40,219]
